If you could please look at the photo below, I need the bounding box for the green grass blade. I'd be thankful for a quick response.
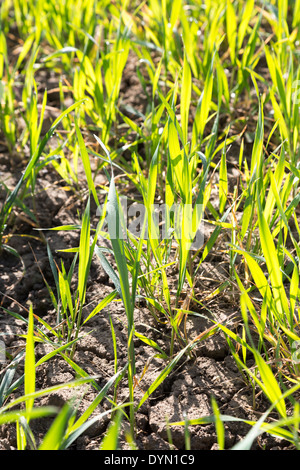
[78,197,91,306]
[181,51,191,146]
[107,174,132,321]
[83,290,118,325]
[0,376,100,414]
[226,0,237,63]
[211,396,225,450]
[257,190,290,318]
[94,245,122,298]
[219,144,228,214]
[136,342,196,410]
[75,119,99,206]
[253,350,287,419]
[99,411,123,450]
[24,304,35,420]
[38,403,74,450]
[238,0,255,50]
[0,407,57,426]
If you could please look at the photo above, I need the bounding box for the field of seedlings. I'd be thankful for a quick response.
[0,0,300,451]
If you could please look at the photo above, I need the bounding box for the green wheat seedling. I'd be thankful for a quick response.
[99,410,123,450]
[96,136,145,439]
[121,47,227,355]
[265,47,300,171]
[170,296,300,448]
[58,14,132,148]
[231,198,300,379]
[32,121,115,354]
[42,367,130,450]
[0,30,18,152]
[91,136,204,440]
[6,0,98,52]
[0,302,127,450]
[41,199,115,354]
[0,99,84,253]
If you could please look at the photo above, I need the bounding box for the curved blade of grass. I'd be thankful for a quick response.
[0,366,16,407]
[171,383,300,444]
[83,290,118,325]
[238,0,255,49]
[134,331,168,360]
[35,337,83,368]
[253,349,286,418]
[59,352,100,392]
[193,55,214,145]
[230,340,287,419]
[136,341,197,410]
[229,244,280,323]
[231,406,274,450]
[107,171,132,320]
[263,148,285,225]
[38,402,74,450]
[61,404,130,450]
[60,366,127,446]
[234,269,264,340]
[94,245,122,298]
[0,376,101,414]
[0,407,58,426]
